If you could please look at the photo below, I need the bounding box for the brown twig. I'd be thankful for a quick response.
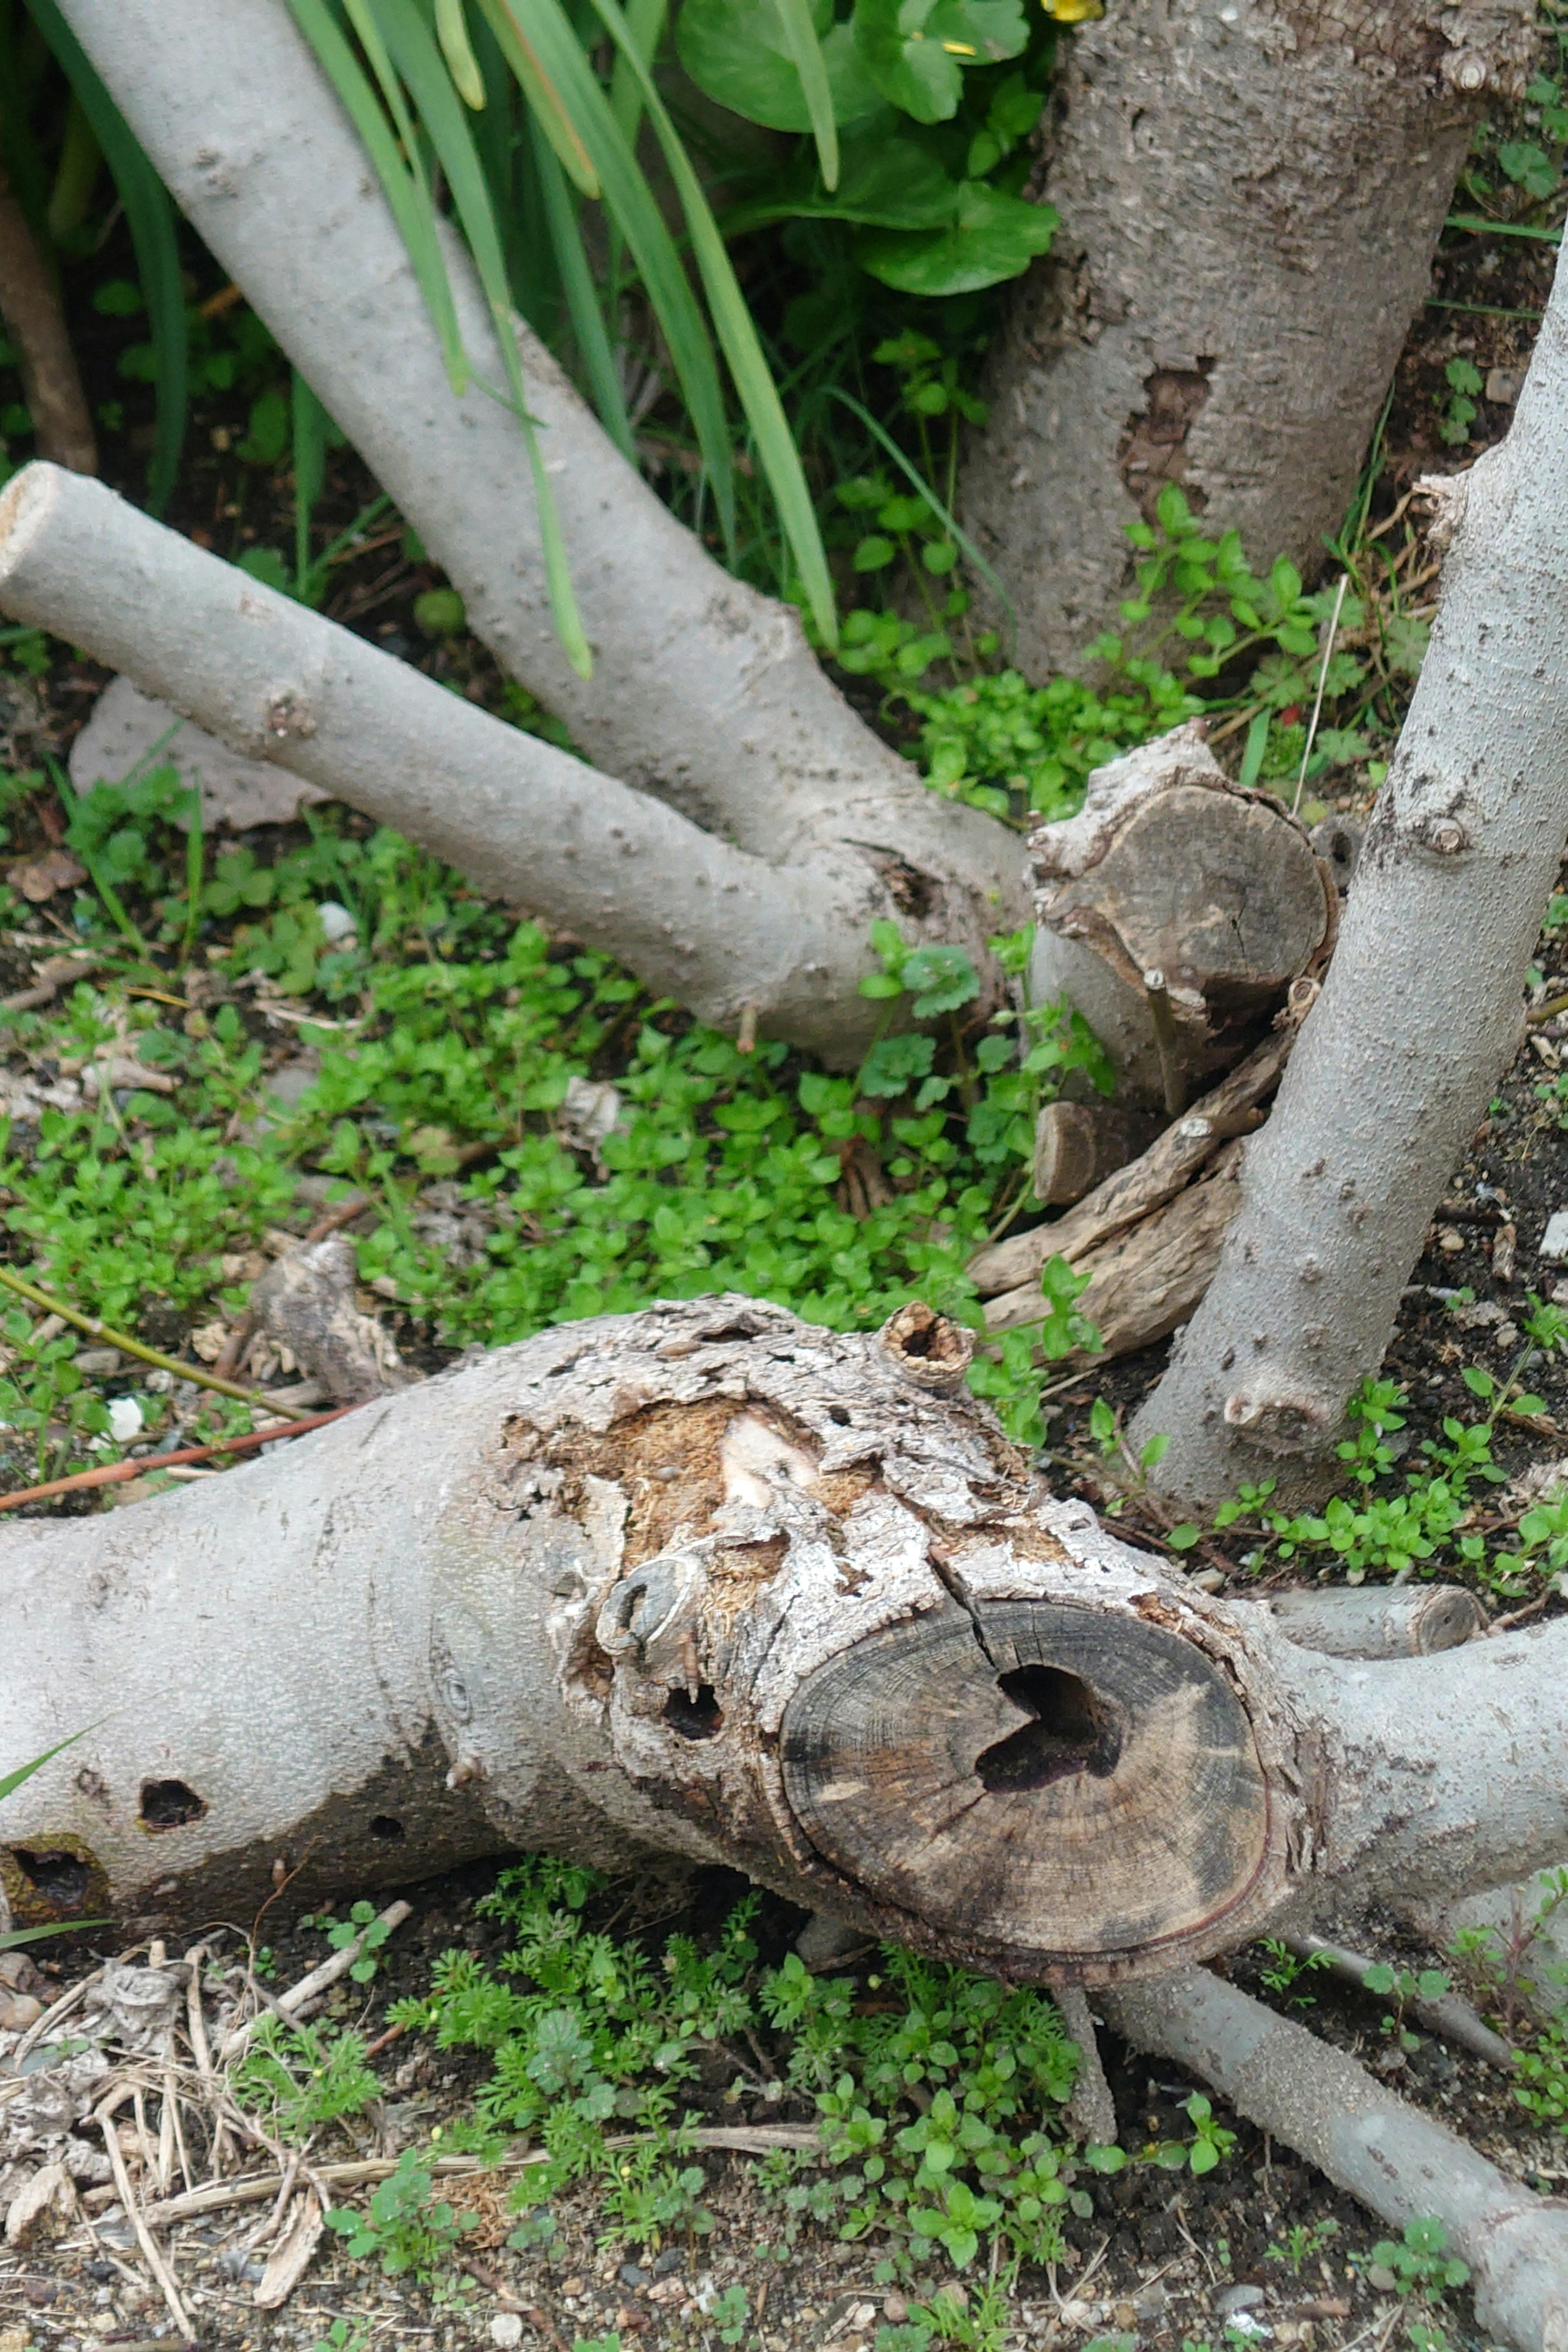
[94,2083,194,2336]
[0,1262,310,1416]
[0,1404,358,1512]
[303,1193,372,1243]
[0,187,97,472]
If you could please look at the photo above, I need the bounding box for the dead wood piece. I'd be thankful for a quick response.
[880,1299,975,1394]
[1266,1584,1486,1658]
[969,1026,1293,1298]
[248,1234,414,1403]
[1029,725,1332,1111]
[984,1140,1246,1348]
[1103,1968,1568,2352]
[1033,1099,1163,1207]
[1056,1986,1117,2147]
[253,2187,323,2308]
[0,194,96,474]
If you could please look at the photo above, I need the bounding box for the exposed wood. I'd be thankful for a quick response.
[969,1026,1293,1298]
[0,190,96,475]
[1028,726,1332,1112]
[1033,1099,1162,1208]
[984,1140,1245,1348]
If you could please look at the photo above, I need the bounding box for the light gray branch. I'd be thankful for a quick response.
[1137,242,1568,1504]
[0,464,883,1057]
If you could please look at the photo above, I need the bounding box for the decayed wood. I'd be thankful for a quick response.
[984,1138,1245,1343]
[1028,726,1332,1113]
[1033,1100,1162,1208]
[969,1025,1293,1299]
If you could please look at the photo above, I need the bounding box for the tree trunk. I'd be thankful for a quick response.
[961,1,1537,675]
[1135,243,1568,1508]
[6,1300,1568,1989]
[53,0,1024,977]
[0,461,907,1062]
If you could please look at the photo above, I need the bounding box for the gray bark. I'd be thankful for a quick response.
[55,0,1023,967]
[962,0,1537,676]
[5,1299,1568,1984]
[1103,1968,1568,2352]
[1135,242,1568,1507]
[0,463,904,1060]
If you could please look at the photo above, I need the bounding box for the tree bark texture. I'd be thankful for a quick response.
[1103,1969,1568,2352]
[1136,243,1568,1508]
[961,0,1538,676]
[54,0,1024,976]
[5,1301,1568,1993]
[0,463,909,1062]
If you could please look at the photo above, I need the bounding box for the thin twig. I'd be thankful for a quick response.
[0,1404,359,1512]
[1293,571,1350,817]
[94,2083,194,2336]
[218,1900,413,2064]
[0,1261,308,1417]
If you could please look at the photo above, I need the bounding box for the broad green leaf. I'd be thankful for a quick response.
[725,134,959,231]
[677,0,880,132]
[852,0,1028,125]
[857,180,1055,293]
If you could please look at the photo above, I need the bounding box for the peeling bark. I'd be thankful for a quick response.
[4,1300,1568,1991]
[1137,243,1568,1506]
[962,0,1538,674]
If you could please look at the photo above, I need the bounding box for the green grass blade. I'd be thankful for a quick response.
[827,384,1013,635]
[529,117,637,459]
[470,0,599,194]
[608,0,667,149]
[0,1728,87,1807]
[285,0,468,394]
[369,0,594,671]
[476,0,736,543]
[292,368,330,590]
[436,0,488,107]
[581,0,836,639]
[774,0,837,190]
[24,0,187,512]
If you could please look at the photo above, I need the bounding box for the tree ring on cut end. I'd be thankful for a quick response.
[780,1599,1269,1963]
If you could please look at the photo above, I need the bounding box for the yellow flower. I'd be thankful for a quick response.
[1044,0,1103,18]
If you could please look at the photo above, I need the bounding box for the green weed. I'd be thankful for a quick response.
[232,2018,382,2144]
[324,2147,477,2290]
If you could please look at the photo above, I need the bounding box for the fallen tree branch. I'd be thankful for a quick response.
[1276,1930,1516,2069]
[0,189,96,474]
[1103,1968,1568,2352]
[0,465,906,1062]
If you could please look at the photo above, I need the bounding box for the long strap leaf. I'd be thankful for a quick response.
[24,0,187,513]
[829,384,1016,637]
[607,0,666,150]
[581,0,837,641]
[476,0,737,551]
[370,0,593,672]
[528,114,637,461]
[774,0,837,192]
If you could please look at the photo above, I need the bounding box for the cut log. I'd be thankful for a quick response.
[984,1137,1245,1345]
[6,1299,1568,1991]
[969,1022,1294,1299]
[1029,725,1332,1112]
[1032,1100,1162,1208]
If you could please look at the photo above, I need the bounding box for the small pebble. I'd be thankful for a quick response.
[651,2246,683,2277]
[0,1991,43,2029]
[1218,2283,1269,2315]
[490,2318,524,2350]
[620,2264,648,2290]
[107,1396,144,1444]
[1540,1209,1568,1260]
[1365,2264,1399,2294]
[316,901,358,943]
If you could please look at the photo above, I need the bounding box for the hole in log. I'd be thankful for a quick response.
[138,1779,209,1831]
[977,1666,1121,1791]
[11,1849,92,1908]
[663,1684,724,1740]
[368,1815,406,1840]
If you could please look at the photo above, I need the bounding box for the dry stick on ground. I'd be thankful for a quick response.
[1276,1930,1516,2069]
[0,1404,357,1513]
[1136,239,1568,1508]
[216,1900,413,2064]
[0,188,96,474]
[51,0,1025,1005]
[1102,1969,1568,2352]
[0,463,957,1065]
[0,1261,310,1418]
